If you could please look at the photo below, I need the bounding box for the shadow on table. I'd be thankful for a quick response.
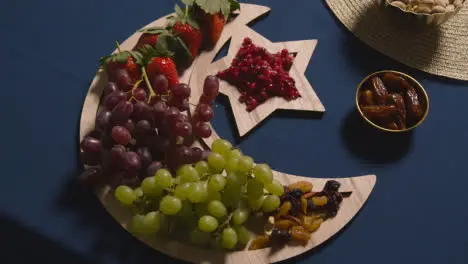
[0,215,95,264]
[340,109,412,164]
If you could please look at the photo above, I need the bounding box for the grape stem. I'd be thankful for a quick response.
[141,66,156,103]
[217,213,233,231]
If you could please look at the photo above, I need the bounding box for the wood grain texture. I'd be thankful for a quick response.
[188,24,325,137]
[79,4,376,263]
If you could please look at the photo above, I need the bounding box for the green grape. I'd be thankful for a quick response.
[210,236,223,250]
[207,200,227,218]
[188,181,205,203]
[247,179,264,200]
[206,190,221,201]
[207,152,226,173]
[143,211,164,233]
[195,203,209,217]
[177,164,199,183]
[141,176,163,197]
[225,156,239,173]
[262,195,281,212]
[226,172,242,186]
[154,168,173,188]
[178,200,193,217]
[198,215,219,232]
[208,174,226,192]
[235,171,248,184]
[221,227,238,249]
[199,181,209,202]
[234,225,251,246]
[133,187,143,198]
[248,195,265,211]
[253,164,273,184]
[222,183,242,207]
[265,180,284,196]
[194,161,210,176]
[237,156,254,173]
[229,148,242,159]
[159,195,182,215]
[232,208,249,225]
[131,214,148,235]
[174,182,191,200]
[211,139,233,157]
[115,185,136,205]
[190,228,211,246]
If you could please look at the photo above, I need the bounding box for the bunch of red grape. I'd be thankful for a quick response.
[79,73,220,187]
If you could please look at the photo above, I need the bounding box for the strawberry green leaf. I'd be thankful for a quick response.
[175,4,184,17]
[138,42,174,66]
[99,50,142,67]
[186,16,199,29]
[229,0,240,12]
[174,36,193,61]
[195,0,230,15]
[138,26,168,35]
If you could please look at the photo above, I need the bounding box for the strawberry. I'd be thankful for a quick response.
[133,27,169,51]
[189,0,240,48]
[169,5,202,58]
[100,49,143,83]
[139,44,179,88]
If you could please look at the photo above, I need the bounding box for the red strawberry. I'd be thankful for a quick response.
[147,57,179,88]
[100,50,142,83]
[170,5,202,58]
[203,12,225,48]
[133,27,169,51]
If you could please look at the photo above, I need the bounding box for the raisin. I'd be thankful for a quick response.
[324,180,341,192]
[301,197,308,214]
[271,228,291,242]
[291,226,310,243]
[288,181,313,193]
[290,188,303,199]
[307,199,315,211]
[275,219,298,229]
[249,235,270,250]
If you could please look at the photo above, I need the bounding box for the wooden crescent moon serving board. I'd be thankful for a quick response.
[79,4,376,264]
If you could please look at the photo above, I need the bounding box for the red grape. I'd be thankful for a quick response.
[153,101,167,122]
[116,69,133,92]
[96,110,112,132]
[124,119,135,134]
[80,136,102,153]
[190,147,203,163]
[171,83,191,98]
[80,151,101,166]
[104,82,119,97]
[78,167,102,186]
[165,107,180,124]
[194,122,212,138]
[124,151,141,172]
[132,101,152,121]
[111,145,126,166]
[133,88,148,101]
[111,101,134,125]
[147,161,162,177]
[203,75,219,100]
[103,91,126,110]
[111,126,132,145]
[151,74,169,94]
[174,122,192,137]
[137,147,152,168]
[196,104,214,122]
[135,120,151,136]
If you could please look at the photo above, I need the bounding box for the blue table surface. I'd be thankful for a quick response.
[1,0,467,263]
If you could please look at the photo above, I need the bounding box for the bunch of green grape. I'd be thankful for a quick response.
[114,138,285,250]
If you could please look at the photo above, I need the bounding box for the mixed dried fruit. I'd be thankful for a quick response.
[249,180,352,250]
[387,0,465,14]
[217,37,301,112]
[358,72,427,130]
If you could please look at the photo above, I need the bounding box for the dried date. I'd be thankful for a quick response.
[361,105,397,119]
[382,73,407,92]
[404,85,424,122]
[370,77,389,105]
[359,89,374,106]
[388,93,407,129]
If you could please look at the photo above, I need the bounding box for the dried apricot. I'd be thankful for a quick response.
[301,197,307,214]
[249,235,270,250]
[275,219,298,229]
[288,181,313,193]
[291,226,310,243]
[302,216,324,232]
[312,196,328,206]
[275,201,291,218]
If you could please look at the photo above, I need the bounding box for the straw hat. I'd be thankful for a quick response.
[326,0,468,81]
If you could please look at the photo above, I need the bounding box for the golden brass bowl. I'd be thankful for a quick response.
[355,70,429,133]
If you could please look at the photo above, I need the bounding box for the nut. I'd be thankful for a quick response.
[432,5,447,12]
[415,4,433,13]
[391,0,408,8]
[453,0,463,7]
[435,0,449,6]
[446,4,456,10]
